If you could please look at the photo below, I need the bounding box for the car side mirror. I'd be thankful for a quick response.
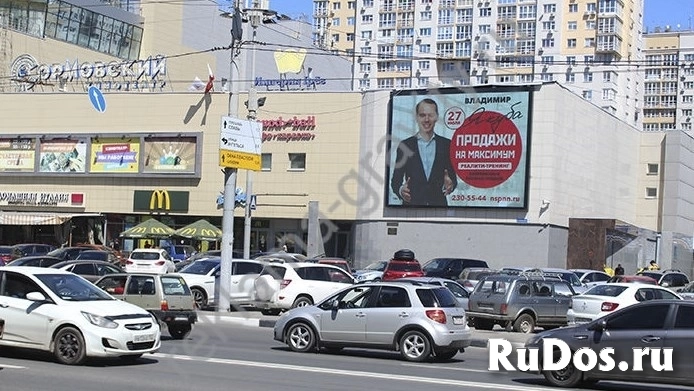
[588,319,607,331]
[26,292,47,302]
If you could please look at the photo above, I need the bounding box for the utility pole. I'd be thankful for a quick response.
[243,1,262,260]
[218,0,243,313]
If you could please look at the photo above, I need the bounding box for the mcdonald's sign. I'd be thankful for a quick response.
[150,190,171,210]
[133,190,190,213]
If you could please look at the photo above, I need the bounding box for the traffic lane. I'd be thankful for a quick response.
[3,349,694,391]
[164,320,516,382]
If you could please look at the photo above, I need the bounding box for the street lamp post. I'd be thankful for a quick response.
[218,0,243,313]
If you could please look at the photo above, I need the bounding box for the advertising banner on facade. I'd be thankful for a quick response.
[38,139,87,173]
[387,88,531,209]
[142,137,197,174]
[89,137,140,173]
[0,138,35,172]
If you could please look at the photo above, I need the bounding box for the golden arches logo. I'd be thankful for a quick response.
[150,227,172,234]
[200,228,220,237]
[149,190,171,210]
[179,227,197,236]
[129,227,147,234]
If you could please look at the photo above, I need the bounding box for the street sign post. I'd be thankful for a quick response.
[219,116,262,171]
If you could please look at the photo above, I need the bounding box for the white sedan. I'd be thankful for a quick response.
[0,266,160,365]
[567,283,682,325]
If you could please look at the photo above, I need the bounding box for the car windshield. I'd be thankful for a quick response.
[585,284,628,297]
[131,251,161,260]
[422,259,446,272]
[416,287,458,308]
[388,262,421,272]
[363,261,387,271]
[639,272,662,280]
[467,271,495,280]
[572,271,584,278]
[180,259,219,275]
[161,276,192,295]
[36,274,113,301]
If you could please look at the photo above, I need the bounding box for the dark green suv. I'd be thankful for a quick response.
[96,273,197,339]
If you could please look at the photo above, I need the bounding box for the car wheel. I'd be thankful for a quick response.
[373,278,381,282]
[434,348,459,361]
[543,353,583,388]
[286,322,316,353]
[54,326,87,365]
[475,318,494,330]
[513,314,535,334]
[169,324,192,340]
[191,288,207,309]
[399,330,431,362]
[291,296,313,308]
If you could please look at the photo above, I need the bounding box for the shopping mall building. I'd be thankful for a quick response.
[0,0,693,274]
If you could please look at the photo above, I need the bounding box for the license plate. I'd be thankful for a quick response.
[452,316,464,325]
[133,333,155,343]
[175,316,188,321]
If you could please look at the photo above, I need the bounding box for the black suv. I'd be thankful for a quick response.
[422,258,490,280]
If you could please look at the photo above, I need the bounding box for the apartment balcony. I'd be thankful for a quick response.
[396,20,414,27]
[396,36,413,44]
[596,43,621,54]
[314,9,329,17]
[379,5,395,12]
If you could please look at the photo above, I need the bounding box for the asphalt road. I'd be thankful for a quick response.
[1,318,693,391]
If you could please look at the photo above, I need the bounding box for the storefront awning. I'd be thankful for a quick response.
[0,212,102,225]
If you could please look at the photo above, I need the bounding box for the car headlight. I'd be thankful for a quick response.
[525,334,544,347]
[82,311,118,329]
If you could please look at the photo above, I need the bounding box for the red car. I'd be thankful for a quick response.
[382,249,425,280]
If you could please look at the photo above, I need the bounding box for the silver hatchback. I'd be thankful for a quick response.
[273,281,472,362]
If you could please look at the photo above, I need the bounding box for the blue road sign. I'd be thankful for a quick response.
[88,86,106,113]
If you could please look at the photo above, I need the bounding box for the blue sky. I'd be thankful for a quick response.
[270,0,688,32]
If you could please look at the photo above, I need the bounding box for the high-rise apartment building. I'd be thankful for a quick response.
[315,0,644,127]
[313,0,358,55]
[643,30,694,132]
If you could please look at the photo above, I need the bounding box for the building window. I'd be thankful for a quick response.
[565,73,575,83]
[586,20,596,29]
[479,7,491,17]
[567,56,576,65]
[333,2,340,10]
[585,38,595,47]
[567,21,577,30]
[567,38,577,48]
[647,164,659,175]
[568,3,578,12]
[332,18,340,26]
[261,153,272,171]
[417,77,429,87]
[347,17,355,25]
[645,187,657,198]
[583,72,593,82]
[288,153,306,171]
[543,4,556,13]
[582,90,592,100]
[418,60,430,70]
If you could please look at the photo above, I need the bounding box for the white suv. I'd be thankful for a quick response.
[125,248,175,274]
[253,263,354,314]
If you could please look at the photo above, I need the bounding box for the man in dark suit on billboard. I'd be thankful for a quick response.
[391,98,457,206]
